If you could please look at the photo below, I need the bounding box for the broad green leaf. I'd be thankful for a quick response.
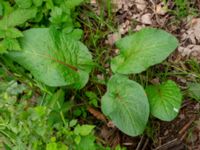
[45,0,54,9]
[50,7,66,24]
[146,80,182,121]
[33,0,43,7]
[75,135,81,144]
[0,3,3,16]
[64,0,84,9]
[0,40,7,53]
[15,0,32,8]
[66,29,83,40]
[53,0,64,5]
[46,142,68,150]
[46,89,65,110]
[69,119,77,127]
[85,91,98,107]
[7,8,37,27]
[188,82,200,101]
[0,28,4,38]
[57,143,68,150]
[49,6,73,31]
[0,27,23,39]
[101,74,149,136]
[6,28,92,88]
[76,135,96,150]
[1,38,21,51]
[111,28,178,74]
[46,142,57,150]
[0,38,21,53]
[0,1,13,17]
[5,28,23,38]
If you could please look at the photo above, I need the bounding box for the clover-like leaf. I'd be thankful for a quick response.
[111,28,178,74]
[101,74,149,136]
[146,80,182,121]
[6,28,93,88]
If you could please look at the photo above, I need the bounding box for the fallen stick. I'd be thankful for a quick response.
[136,135,145,150]
[154,138,178,150]
[142,138,149,150]
[178,116,196,135]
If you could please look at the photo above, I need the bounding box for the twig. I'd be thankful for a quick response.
[95,136,107,145]
[136,135,145,150]
[178,116,196,135]
[154,138,178,150]
[123,142,133,146]
[180,131,188,141]
[87,106,107,123]
[142,138,149,150]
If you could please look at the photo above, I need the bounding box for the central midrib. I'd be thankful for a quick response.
[25,50,79,72]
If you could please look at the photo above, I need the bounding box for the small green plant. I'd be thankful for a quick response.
[0,79,101,149]
[163,0,197,18]
[101,28,183,136]
[6,27,183,137]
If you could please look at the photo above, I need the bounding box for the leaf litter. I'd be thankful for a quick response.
[178,18,200,62]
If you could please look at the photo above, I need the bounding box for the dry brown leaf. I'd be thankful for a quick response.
[135,0,147,11]
[100,126,113,141]
[181,30,196,44]
[118,21,131,35]
[107,121,115,128]
[135,25,146,31]
[100,125,118,147]
[141,13,152,24]
[111,0,123,12]
[181,18,200,44]
[87,106,107,122]
[97,74,105,80]
[106,32,121,46]
[178,45,200,61]
[195,119,200,131]
[90,0,96,5]
[132,14,140,21]
[111,0,134,12]
[150,78,160,84]
[156,3,168,15]
[191,18,200,42]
